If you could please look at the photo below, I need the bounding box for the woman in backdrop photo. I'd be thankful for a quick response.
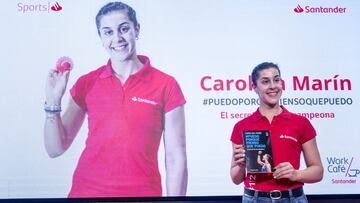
[230,62,323,203]
[44,1,187,198]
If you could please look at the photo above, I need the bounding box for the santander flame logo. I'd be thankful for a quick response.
[294,4,304,13]
[51,2,62,11]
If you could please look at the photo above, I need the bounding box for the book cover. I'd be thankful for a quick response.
[243,130,274,173]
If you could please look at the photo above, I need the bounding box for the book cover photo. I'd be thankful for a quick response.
[243,130,274,173]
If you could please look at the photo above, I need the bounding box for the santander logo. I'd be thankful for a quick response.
[131,96,158,106]
[280,134,298,143]
[17,1,64,13]
[293,4,347,14]
[294,4,304,13]
[51,2,62,11]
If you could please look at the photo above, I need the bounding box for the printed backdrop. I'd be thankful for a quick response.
[0,0,359,198]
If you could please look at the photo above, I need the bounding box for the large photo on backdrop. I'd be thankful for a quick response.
[0,0,359,198]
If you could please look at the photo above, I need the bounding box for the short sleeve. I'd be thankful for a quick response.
[230,122,244,145]
[164,77,186,113]
[300,117,317,144]
[70,76,88,111]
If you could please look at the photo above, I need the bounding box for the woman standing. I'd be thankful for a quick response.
[44,2,187,198]
[230,62,323,202]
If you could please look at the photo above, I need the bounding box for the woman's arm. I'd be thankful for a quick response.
[230,143,246,185]
[44,70,86,158]
[163,105,187,196]
[44,98,86,158]
[297,138,324,182]
[273,138,323,183]
[266,163,272,173]
[257,151,264,165]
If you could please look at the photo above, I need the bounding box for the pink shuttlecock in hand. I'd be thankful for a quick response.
[56,56,73,73]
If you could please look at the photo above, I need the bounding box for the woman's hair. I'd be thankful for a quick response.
[263,154,271,160]
[95,1,138,35]
[263,154,273,166]
[251,62,280,87]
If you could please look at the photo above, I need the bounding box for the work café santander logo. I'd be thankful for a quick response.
[293,4,347,14]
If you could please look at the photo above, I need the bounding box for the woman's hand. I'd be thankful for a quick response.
[45,69,70,105]
[233,144,246,167]
[273,162,298,181]
[231,143,246,184]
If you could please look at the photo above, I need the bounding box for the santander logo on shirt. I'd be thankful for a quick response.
[280,134,298,143]
[131,96,158,106]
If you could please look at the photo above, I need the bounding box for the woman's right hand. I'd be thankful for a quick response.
[233,144,246,167]
[45,69,70,105]
[231,143,246,184]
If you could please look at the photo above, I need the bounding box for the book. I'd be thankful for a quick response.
[243,130,274,173]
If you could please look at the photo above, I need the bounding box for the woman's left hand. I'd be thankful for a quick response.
[273,162,298,181]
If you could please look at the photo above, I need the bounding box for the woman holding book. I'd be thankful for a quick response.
[230,62,323,203]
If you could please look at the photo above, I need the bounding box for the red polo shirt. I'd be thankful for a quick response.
[230,106,316,191]
[68,55,186,197]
